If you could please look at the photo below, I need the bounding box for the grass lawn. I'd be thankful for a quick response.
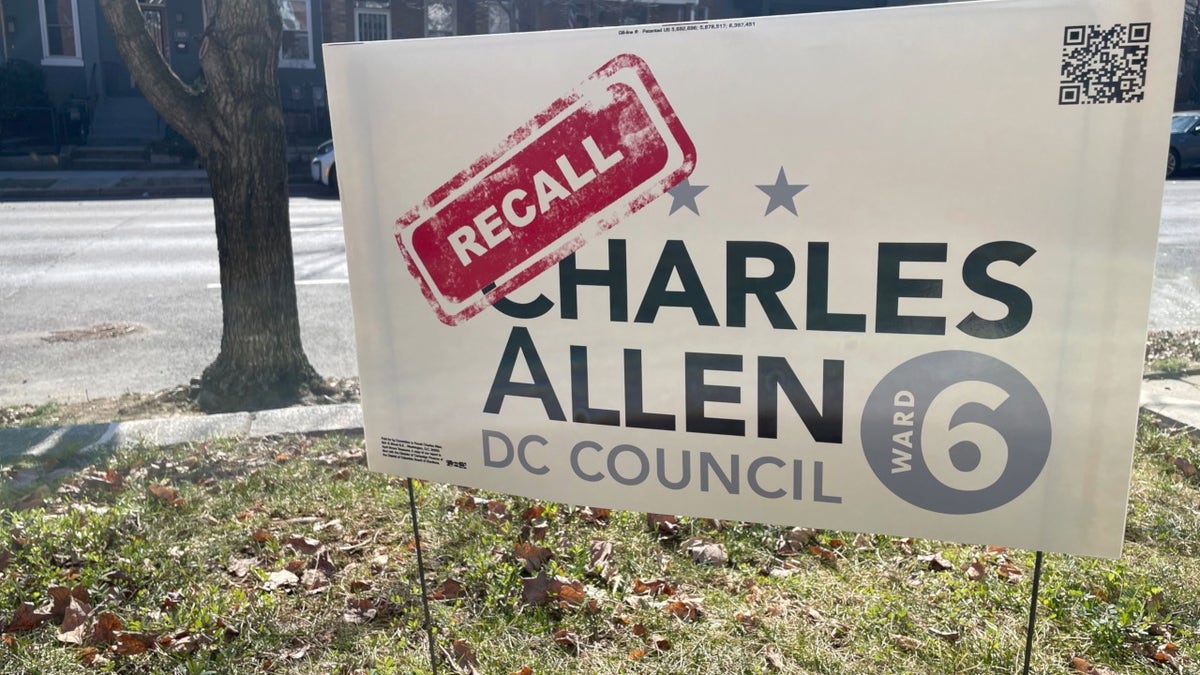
[1,419,1197,674]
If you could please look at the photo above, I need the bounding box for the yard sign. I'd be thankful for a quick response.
[324,0,1182,558]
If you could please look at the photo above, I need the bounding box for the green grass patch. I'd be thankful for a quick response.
[1147,356,1194,377]
[0,421,1197,673]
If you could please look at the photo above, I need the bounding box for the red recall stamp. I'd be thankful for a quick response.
[394,53,697,325]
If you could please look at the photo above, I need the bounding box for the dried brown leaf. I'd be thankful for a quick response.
[628,647,648,661]
[998,561,1024,583]
[285,535,323,555]
[589,539,614,580]
[892,635,920,651]
[552,578,586,606]
[114,631,157,655]
[521,573,585,607]
[509,668,533,675]
[161,591,183,609]
[552,628,580,653]
[148,484,184,507]
[682,538,728,566]
[92,611,122,644]
[484,500,510,523]
[577,506,610,524]
[332,468,352,480]
[263,570,299,591]
[55,597,91,645]
[45,586,73,620]
[1175,456,1197,477]
[251,528,273,544]
[78,645,108,666]
[450,638,482,675]
[522,573,551,606]
[918,553,954,572]
[342,598,377,624]
[649,634,672,651]
[227,557,257,578]
[735,611,761,629]
[514,542,553,574]
[966,562,987,581]
[763,644,785,671]
[300,569,329,592]
[521,504,546,521]
[429,579,467,601]
[0,550,10,573]
[3,602,51,632]
[777,527,817,555]
[808,545,837,563]
[646,513,679,538]
[664,597,704,621]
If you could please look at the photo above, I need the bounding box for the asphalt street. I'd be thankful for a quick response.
[1,184,1199,407]
[1152,179,1200,330]
[0,195,355,405]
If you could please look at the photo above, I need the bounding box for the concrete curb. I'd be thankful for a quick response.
[3,378,1198,462]
[0,176,333,201]
[0,403,362,461]
[1140,376,1200,438]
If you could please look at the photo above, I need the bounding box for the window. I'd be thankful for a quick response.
[354,3,390,41]
[38,0,82,65]
[279,0,314,67]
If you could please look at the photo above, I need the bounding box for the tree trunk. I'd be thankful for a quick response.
[198,96,320,412]
[98,0,323,412]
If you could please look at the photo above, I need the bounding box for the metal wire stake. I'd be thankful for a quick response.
[1022,551,1046,675]
[406,478,439,675]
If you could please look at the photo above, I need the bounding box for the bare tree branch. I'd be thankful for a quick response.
[97,0,214,147]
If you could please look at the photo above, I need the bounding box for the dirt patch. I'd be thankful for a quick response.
[42,322,144,344]
[0,378,360,429]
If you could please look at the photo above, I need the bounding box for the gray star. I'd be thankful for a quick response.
[667,178,708,215]
[757,167,808,216]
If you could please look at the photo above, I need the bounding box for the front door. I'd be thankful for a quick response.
[134,2,168,90]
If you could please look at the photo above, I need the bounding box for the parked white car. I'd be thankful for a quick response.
[310,140,336,191]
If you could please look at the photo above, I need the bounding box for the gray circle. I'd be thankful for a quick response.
[861,351,1052,514]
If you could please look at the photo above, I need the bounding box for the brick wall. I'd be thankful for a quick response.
[323,0,354,43]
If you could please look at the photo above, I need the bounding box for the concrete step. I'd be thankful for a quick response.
[89,97,163,144]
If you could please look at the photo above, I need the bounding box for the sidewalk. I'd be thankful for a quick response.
[1140,374,1200,436]
[2,378,1198,462]
[0,169,331,200]
[0,403,362,461]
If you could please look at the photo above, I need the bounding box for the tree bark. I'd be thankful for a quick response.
[98,0,322,412]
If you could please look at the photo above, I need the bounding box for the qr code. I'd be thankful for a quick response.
[1059,23,1150,105]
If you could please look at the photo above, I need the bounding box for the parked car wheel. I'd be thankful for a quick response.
[1168,148,1179,178]
[328,165,338,193]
